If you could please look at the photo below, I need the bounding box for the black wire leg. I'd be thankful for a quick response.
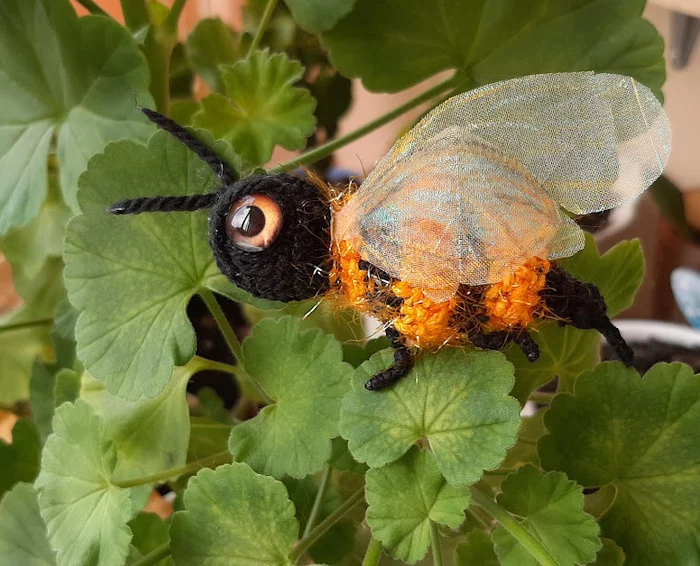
[470,329,540,362]
[364,327,413,391]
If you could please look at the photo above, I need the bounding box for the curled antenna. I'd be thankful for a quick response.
[109,193,218,215]
[141,108,237,186]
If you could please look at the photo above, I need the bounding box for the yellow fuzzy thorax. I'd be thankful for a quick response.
[328,240,550,348]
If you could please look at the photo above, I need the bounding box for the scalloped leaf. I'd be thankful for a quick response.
[492,465,601,566]
[64,130,263,400]
[193,50,316,166]
[0,0,153,234]
[35,400,132,566]
[185,17,239,94]
[170,463,298,565]
[455,529,500,566]
[229,316,352,478]
[366,447,470,563]
[341,349,520,485]
[0,483,56,566]
[538,362,700,566]
[0,419,41,498]
[284,0,356,32]
[322,0,664,95]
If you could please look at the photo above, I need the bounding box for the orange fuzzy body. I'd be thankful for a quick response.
[328,240,551,348]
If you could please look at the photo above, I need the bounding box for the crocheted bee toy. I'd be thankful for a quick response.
[111,72,670,391]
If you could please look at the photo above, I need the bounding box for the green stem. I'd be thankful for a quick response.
[484,467,521,476]
[190,355,238,376]
[429,521,443,566]
[130,542,171,566]
[163,0,188,35]
[75,0,110,16]
[529,391,555,404]
[114,451,231,488]
[466,506,492,531]
[290,487,365,562]
[247,0,278,55]
[268,76,460,174]
[198,288,273,404]
[143,29,176,115]
[362,537,383,566]
[302,466,332,539]
[120,0,151,30]
[471,488,558,566]
[0,318,53,333]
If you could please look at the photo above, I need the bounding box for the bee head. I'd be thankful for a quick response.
[209,173,332,302]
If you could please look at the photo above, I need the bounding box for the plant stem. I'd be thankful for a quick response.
[130,542,171,566]
[484,467,521,476]
[163,0,188,35]
[120,0,151,30]
[198,288,273,404]
[303,466,332,539]
[248,0,278,55]
[268,76,460,174]
[114,451,231,488]
[0,318,53,333]
[529,391,555,404]
[362,537,383,566]
[190,355,238,376]
[143,29,176,115]
[429,521,443,566]
[290,487,365,562]
[471,488,558,566]
[75,0,110,16]
[466,506,492,531]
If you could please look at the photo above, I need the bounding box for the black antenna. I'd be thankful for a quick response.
[109,193,218,215]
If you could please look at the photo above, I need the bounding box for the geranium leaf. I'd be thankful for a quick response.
[186,18,239,93]
[35,400,132,566]
[30,361,57,442]
[284,0,356,32]
[593,539,626,566]
[188,417,233,462]
[228,316,352,478]
[0,0,153,234]
[455,528,500,566]
[341,349,520,485]
[0,483,56,566]
[52,369,80,408]
[64,130,261,400]
[366,447,470,563]
[129,513,173,566]
[322,0,664,96]
[538,362,700,565]
[170,462,298,565]
[506,323,600,403]
[562,234,644,317]
[80,366,191,481]
[193,50,316,166]
[492,465,601,566]
[0,419,41,498]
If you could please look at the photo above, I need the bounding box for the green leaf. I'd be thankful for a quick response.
[341,349,520,485]
[592,539,626,566]
[0,483,56,566]
[188,417,233,462]
[64,130,251,400]
[492,465,601,566]
[129,513,173,566]
[0,419,41,498]
[366,446,470,563]
[185,17,239,93]
[505,323,600,403]
[455,528,500,566]
[284,0,356,32]
[322,0,664,95]
[52,369,80,408]
[0,0,153,234]
[329,437,368,475]
[229,316,352,478]
[196,387,233,424]
[650,175,700,244]
[342,337,390,368]
[0,317,52,404]
[539,362,700,566]
[35,400,132,566]
[500,408,546,470]
[193,50,316,166]
[561,234,644,317]
[80,367,191,480]
[170,462,298,565]
[30,361,56,442]
[51,298,78,370]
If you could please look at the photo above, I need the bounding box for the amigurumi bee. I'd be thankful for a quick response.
[111,71,670,391]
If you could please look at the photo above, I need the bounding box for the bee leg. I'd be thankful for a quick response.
[470,329,540,362]
[543,266,634,365]
[512,332,540,362]
[364,327,413,391]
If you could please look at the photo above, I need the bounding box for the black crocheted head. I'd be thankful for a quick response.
[209,173,332,302]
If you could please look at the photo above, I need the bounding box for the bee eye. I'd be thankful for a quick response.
[225,194,283,252]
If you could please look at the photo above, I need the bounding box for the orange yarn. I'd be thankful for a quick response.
[483,257,550,330]
[391,281,458,348]
[328,240,373,308]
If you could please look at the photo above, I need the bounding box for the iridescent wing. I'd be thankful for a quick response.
[334,72,670,300]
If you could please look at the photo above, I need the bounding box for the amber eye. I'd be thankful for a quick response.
[225,194,283,252]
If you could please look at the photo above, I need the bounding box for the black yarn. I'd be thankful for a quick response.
[109,193,218,215]
[364,327,414,391]
[542,266,634,365]
[209,173,332,302]
[141,108,237,186]
[470,329,540,361]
